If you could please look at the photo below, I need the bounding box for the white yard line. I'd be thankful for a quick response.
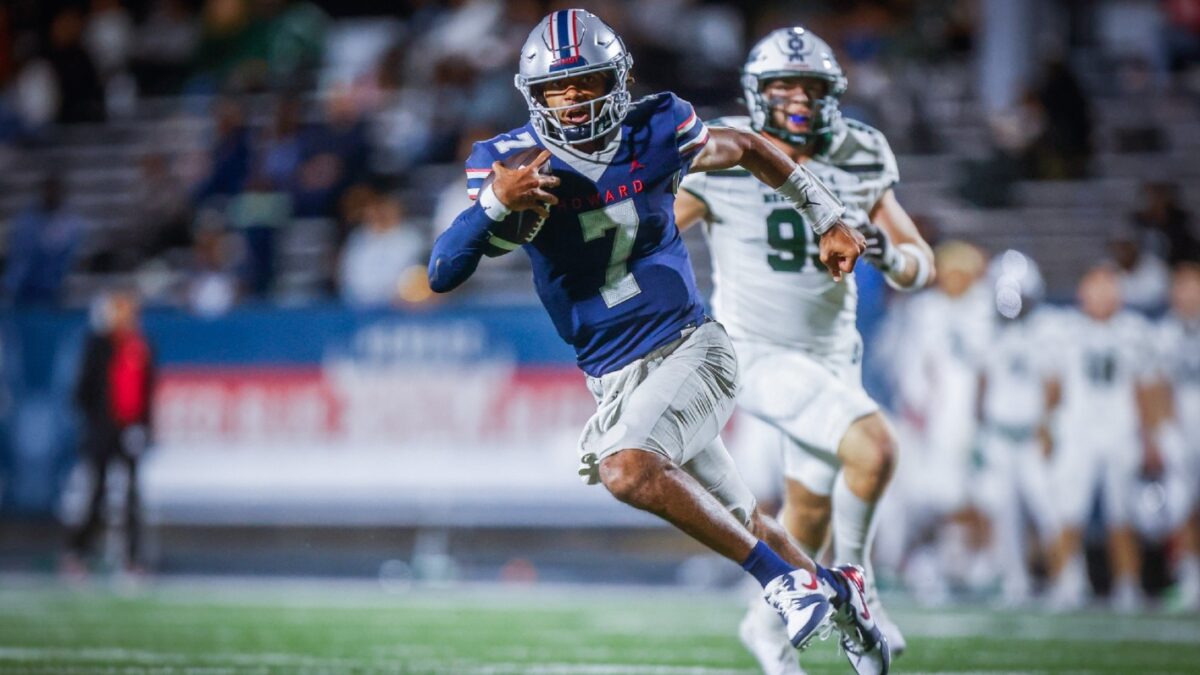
[0,648,758,675]
[897,608,1200,644]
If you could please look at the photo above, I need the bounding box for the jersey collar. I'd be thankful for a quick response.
[533,123,624,182]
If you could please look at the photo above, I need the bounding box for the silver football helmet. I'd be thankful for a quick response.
[514,9,633,146]
[742,27,847,150]
[990,250,1045,320]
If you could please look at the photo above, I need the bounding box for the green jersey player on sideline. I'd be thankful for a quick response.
[675,27,935,675]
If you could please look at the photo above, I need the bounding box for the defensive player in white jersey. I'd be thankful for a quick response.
[674,28,934,674]
[974,251,1061,605]
[869,241,992,606]
[1156,264,1200,611]
[1045,265,1160,611]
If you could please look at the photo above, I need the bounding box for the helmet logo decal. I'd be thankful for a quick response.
[549,10,587,70]
[785,34,808,61]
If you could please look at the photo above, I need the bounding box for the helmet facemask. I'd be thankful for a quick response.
[744,72,844,153]
[517,58,632,146]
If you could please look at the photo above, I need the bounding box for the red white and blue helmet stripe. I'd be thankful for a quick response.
[550,10,579,61]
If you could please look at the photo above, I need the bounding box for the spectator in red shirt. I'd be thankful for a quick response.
[63,289,156,578]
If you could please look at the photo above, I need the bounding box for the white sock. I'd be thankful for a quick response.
[832,471,879,579]
[1060,554,1087,591]
[1113,575,1142,603]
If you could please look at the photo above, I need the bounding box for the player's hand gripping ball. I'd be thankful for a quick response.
[481,147,556,257]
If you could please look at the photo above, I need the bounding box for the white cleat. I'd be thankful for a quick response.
[823,565,890,675]
[738,600,807,675]
[1171,575,1200,613]
[1046,560,1089,613]
[1111,579,1146,614]
[864,582,906,658]
[762,568,835,651]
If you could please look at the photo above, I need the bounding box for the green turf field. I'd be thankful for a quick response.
[1,577,1198,674]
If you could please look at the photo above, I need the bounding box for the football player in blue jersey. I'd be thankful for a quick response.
[428,10,884,666]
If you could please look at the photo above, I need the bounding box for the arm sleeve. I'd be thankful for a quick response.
[427,143,502,293]
[667,93,710,173]
[427,204,496,293]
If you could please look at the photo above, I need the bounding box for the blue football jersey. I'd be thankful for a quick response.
[463,92,711,376]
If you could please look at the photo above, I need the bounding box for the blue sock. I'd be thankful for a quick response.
[741,541,795,587]
[817,565,849,604]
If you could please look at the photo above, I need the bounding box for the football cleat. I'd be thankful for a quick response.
[1046,559,1089,612]
[824,565,890,675]
[864,577,906,657]
[1111,578,1146,614]
[738,598,807,675]
[762,568,834,651]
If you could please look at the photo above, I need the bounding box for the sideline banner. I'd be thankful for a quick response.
[9,305,657,525]
[144,305,614,525]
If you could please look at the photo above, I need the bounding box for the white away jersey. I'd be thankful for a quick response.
[1156,315,1200,440]
[679,117,899,355]
[981,308,1063,430]
[1053,310,1155,435]
[1156,316,1200,392]
[891,285,993,418]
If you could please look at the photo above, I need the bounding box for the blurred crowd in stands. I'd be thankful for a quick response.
[0,0,1198,313]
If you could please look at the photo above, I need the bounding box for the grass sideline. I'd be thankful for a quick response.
[1,577,1198,674]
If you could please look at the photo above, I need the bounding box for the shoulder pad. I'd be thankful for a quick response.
[472,126,543,165]
[625,92,672,125]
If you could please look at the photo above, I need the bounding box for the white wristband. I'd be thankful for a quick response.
[884,242,933,291]
[775,165,845,236]
[479,184,512,222]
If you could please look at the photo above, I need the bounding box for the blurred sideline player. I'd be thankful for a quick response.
[427,10,889,668]
[874,241,991,602]
[675,27,934,673]
[1045,265,1161,611]
[1156,264,1200,611]
[973,251,1061,605]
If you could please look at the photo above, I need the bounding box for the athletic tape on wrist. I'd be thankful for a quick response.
[885,242,933,291]
[479,184,512,222]
[775,165,845,236]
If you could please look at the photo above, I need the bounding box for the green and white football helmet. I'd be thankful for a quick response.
[742,27,847,152]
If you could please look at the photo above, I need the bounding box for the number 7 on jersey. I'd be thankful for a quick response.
[580,200,642,308]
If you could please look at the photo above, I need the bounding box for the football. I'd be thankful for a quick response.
[479,146,552,257]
